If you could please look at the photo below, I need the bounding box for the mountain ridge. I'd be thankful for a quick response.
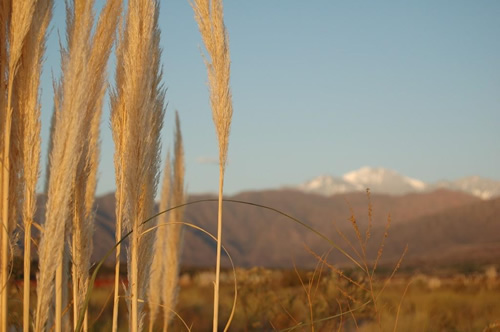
[295,167,500,199]
[28,187,498,269]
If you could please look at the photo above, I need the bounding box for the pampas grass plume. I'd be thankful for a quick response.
[148,111,186,331]
[111,0,165,330]
[191,0,233,330]
[35,0,95,329]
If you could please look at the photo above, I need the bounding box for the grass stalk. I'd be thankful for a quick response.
[111,0,165,330]
[1,1,39,329]
[35,0,95,328]
[0,16,4,330]
[110,16,126,330]
[148,154,171,332]
[191,0,233,329]
[23,221,33,331]
[160,112,185,331]
[19,1,52,322]
[131,225,139,331]
[110,14,126,327]
[7,0,52,329]
[214,168,224,331]
[55,263,63,332]
[1,117,11,332]
[111,184,123,332]
[70,1,121,329]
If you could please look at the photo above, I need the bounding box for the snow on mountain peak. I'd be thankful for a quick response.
[433,176,500,199]
[342,167,426,193]
[406,177,427,190]
[295,167,500,199]
[343,167,393,185]
[298,175,359,195]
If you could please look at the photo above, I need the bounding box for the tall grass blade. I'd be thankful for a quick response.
[1,1,37,329]
[15,1,53,329]
[111,0,164,329]
[163,112,185,331]
[190,0,233,329]
[70,1,121,330]
[148,153,172,331]
[34,0,95,329]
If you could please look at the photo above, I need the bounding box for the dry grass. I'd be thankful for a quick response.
[35,0,103,329]
[191,0,233,168]
[14,1,53,330]
[69,0,121,330]
[1,1,38,330]
[191,0,233,330]
[0,1,52,331]
[0,0,213,330]
[162,112,186,331]
[148,153,172,331]
[148,111,186,331]
[111,0,165,330]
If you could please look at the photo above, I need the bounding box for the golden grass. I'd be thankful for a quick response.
[148,152,172,331]
[162,112,186,331]
[110,11,127,331]
[70,0,121,329]
[14,0,53,330]
[190,0,233,330]
[148,112,186,331]
[191,0,233,168]
[35,0,97,329]
[1,1,37,330]
[0,1,51,331]
[111,0,165,329]
[0,0,182,330]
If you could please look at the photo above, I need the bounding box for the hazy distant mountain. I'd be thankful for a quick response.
[296,167,500,199]
[296,175,359,195]
[431,176,500,199]
[29,187,498,269]
[366,196,500,267]
[46,188,481,268]
[179,189,484,268]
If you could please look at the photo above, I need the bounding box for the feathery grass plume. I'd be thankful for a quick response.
[111,0,165,329]
[148,152,171,332]
[55,2,99,329]
[191,0,233,329]
[43,106,56,193]
[34,0,95,330]
[162,112,186,331]
[69,1,121,329]
[1,1,38,329]
[110,13,127,332]
[148,112,186,331]
[10,0,53,329]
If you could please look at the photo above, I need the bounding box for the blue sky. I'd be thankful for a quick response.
[39,1,500,196]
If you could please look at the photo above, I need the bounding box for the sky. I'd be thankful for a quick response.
[39,1,500,196]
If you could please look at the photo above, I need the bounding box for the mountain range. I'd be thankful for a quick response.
[30,186,500,270]
[295,167,500,199]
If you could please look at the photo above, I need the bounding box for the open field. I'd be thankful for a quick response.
[6,266,500,331]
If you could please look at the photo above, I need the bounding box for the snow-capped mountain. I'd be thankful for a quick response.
[430,176,500,200]
[296,175,360,196]
[297,167,500,199]
[343,167,426,194]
